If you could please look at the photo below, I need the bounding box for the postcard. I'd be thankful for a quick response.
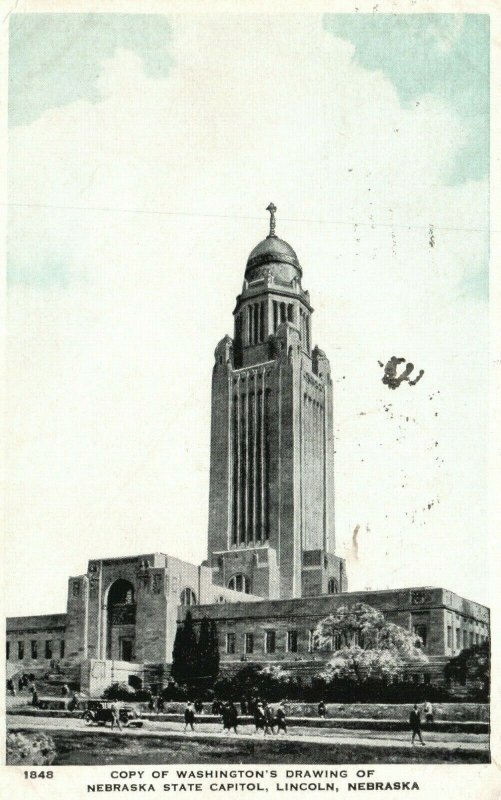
[1,2,499,799]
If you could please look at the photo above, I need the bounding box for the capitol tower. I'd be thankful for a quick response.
[207,205,347,600]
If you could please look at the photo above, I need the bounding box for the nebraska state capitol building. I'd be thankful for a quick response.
[6,205,489,694]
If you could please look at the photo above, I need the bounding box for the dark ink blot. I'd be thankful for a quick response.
[380,356,425,389]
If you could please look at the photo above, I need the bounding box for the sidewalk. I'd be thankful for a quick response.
[8,714,489,756]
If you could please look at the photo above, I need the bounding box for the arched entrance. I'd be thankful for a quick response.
[106,579,136,661]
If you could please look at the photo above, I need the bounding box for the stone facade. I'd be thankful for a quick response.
[207,219,344,600]
[185,587,490,681]
[5,208,490,693]
[6,553,260,688]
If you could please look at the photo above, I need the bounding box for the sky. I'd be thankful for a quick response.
[6,13,490,616]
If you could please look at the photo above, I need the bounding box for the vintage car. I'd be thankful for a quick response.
[82,700,143,728]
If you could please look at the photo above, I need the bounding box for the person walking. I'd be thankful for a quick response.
[275,702,287,735]
[254,701,265,735]
[423,700,434,725]
[110,702,122,731]
[221,702,231,735]
[409,704,425,746]
[61,683,70,697]
[31,686,39,707]
[264,702,275,736]
[228,701,238,735]
[184,701,195,733]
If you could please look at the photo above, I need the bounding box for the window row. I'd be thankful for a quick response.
[6,639,65,661]
[225,629,341,656]
[446,626,487,650]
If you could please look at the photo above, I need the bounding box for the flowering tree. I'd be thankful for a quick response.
[315,603,427,684]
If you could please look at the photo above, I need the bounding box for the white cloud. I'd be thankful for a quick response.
[6,15,488,615]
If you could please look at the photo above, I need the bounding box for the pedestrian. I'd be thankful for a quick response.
[318,700,326,718]
[110,702,122,731]
[212,699,221,715]
[409,704,425,746]
[221,703,232,735]
[275,702,287,735]
[423,700,434,725]
[31,687,39,707]
[68,691,79,712]
[148,695,156,713]
[194,699,203,714]
[184,701,195,732]
[228,701,238,734]
[18,677,24,693]
[254,702,265,735]
[157,695,165,713]
[264,702,275,736]
[61,683,70,697]
[240,698,248,715]
[7,679,16,697]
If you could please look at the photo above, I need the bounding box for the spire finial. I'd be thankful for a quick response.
[266,202,277,237]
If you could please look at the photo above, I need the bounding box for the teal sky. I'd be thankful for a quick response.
[8,13,489,298]
[8,14,173,127]
[9,13,489,186]
[323,14,489,185]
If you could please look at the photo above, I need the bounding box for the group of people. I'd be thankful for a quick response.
[6,674,40,706]
[183,698,288,736]
[148,695,166,713]
[6,673,36,696]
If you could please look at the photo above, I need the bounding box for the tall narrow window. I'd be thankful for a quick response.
[308,629,318,653]
[18,641,24,660]
[228,574,251,594]
[60,640,65,659]
[226,632,236,655]
[264,389,271,540]
[232,394,239,545]
[265,630,276,654]
[260,302,265,341]
[6,641,10,660]
[447,626,452,649]
[456,628,461,650]
[327,578,339,595]
[31,640,38,659]
[287,630,298,653]
[45,640,52,659]
[287,304,293,322]
[180,588,197,606]
[413,624,427,648]
[240,394,246,542]
[244,633,254,654]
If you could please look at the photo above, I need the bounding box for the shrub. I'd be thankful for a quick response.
[102,682,151,701]
[7,732,56,766]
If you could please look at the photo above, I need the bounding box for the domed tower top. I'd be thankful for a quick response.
[245,203,302,283]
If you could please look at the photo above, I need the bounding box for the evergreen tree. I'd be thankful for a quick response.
[171,611,198,686]
[197,617,211,682]
[208,619,220,682]
[183,610,198,685]
[170,621,186,685]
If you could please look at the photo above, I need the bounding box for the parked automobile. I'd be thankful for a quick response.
[82,700,143,728]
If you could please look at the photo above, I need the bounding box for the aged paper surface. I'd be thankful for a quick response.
[0,0,499,798]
